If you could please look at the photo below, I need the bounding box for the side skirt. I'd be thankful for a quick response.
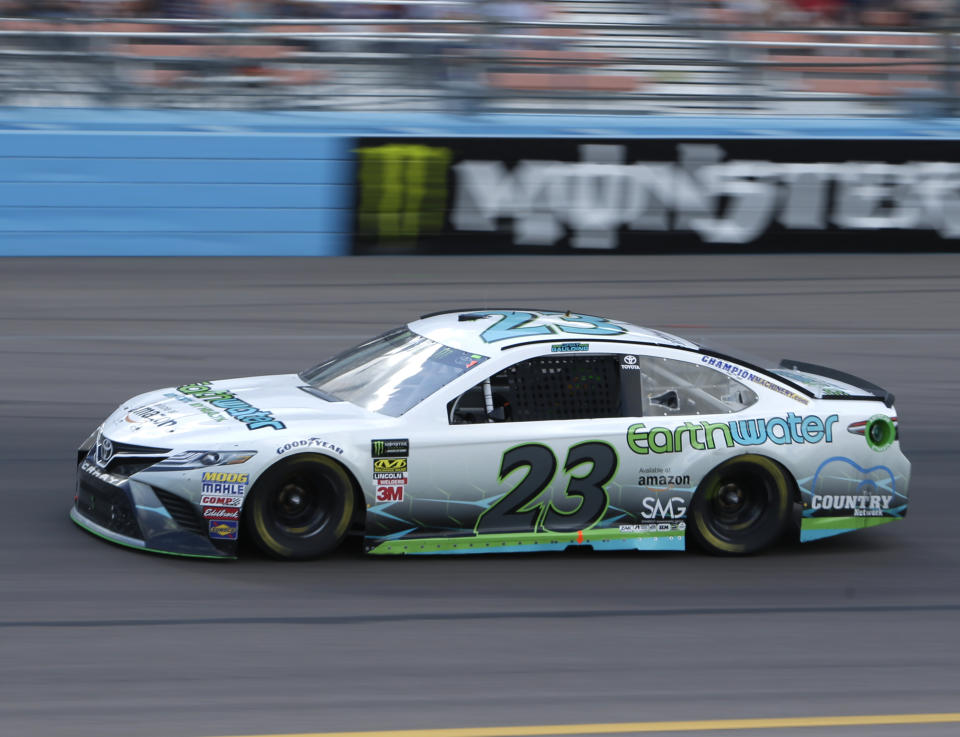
[800,515,899,543]
[366,527,686,555]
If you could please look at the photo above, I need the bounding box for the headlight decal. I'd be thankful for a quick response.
[151,450,256,471]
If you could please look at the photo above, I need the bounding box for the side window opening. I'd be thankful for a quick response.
[446,382,490,424]
[630,355,757,416]
[449,356,621,424]
[448,353,757,425]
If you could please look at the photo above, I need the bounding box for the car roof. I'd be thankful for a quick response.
[407,309,700,357]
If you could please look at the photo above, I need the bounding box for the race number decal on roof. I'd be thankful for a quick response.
[473,311,626,343]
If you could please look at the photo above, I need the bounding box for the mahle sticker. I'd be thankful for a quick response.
[201,471,248,496]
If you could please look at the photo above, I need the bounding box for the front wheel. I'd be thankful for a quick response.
[687,455,791,556]
[244,454,356,560]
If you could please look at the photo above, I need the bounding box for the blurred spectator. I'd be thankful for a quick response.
[0,0,948,29]
[150,0,210,17]
[484,0,547,24]
[204,0,270,18]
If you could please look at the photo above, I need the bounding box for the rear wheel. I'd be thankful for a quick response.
[688,455,791,555]
[244,454,355,560]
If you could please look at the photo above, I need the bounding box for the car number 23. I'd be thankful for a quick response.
[476,442,618,534]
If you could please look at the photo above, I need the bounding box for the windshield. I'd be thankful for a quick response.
[299,328,488,417]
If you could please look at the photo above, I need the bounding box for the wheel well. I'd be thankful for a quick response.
[694,454,800,502]
[785,464,802,505]
[243,452,366,533]
[688,453,799,555]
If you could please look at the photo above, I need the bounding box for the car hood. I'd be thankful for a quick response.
[102,374,374,445]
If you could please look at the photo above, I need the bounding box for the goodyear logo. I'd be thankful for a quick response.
[373,458,407,473]
[208,520,239,540]
[201,472,249,484]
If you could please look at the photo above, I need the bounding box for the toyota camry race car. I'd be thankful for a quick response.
[73,309,909,559]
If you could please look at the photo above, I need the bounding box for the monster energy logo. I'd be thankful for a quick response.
[371,438,409,458]
[356,144,452,242]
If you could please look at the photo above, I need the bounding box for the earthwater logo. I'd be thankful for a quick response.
[627,413,839,455]
[356,144,452,242]
[176,382,285,431]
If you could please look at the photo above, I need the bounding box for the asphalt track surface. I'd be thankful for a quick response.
[2,255,959,737]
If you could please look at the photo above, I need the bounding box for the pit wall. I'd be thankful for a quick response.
[2,109,960,256]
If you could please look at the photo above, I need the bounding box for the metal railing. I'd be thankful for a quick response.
[0,2,955,115]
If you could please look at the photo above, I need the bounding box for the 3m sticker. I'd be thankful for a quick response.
[376,485,405,503]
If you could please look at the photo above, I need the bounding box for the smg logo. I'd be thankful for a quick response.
[356,144,452,242]
[641,496,687,520]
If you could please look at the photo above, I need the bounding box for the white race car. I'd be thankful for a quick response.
[73,309,909,559]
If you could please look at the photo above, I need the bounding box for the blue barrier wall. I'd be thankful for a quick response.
[0,112,353,256]
[3,109,960,256]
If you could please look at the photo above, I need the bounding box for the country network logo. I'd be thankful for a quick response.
[803,456,904,518]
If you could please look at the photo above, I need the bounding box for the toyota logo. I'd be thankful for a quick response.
[97,436,114,467]
[623,355,638,365]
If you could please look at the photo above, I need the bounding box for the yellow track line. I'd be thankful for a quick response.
[211,713,960,737]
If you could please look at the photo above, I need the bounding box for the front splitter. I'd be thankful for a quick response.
[70,507,235,560]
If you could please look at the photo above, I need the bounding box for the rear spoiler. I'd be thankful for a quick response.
[779,359,895,408]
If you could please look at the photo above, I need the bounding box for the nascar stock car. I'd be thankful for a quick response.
[73,309,909,560]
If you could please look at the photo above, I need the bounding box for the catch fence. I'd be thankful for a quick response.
[0,2,955,115]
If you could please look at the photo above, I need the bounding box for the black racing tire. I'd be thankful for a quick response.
[244,454,356,560]
[687,455,792,556]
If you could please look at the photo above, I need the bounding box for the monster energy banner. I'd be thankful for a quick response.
[353,137,960,254]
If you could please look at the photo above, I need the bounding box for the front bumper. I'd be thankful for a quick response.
[72,458,236,559]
